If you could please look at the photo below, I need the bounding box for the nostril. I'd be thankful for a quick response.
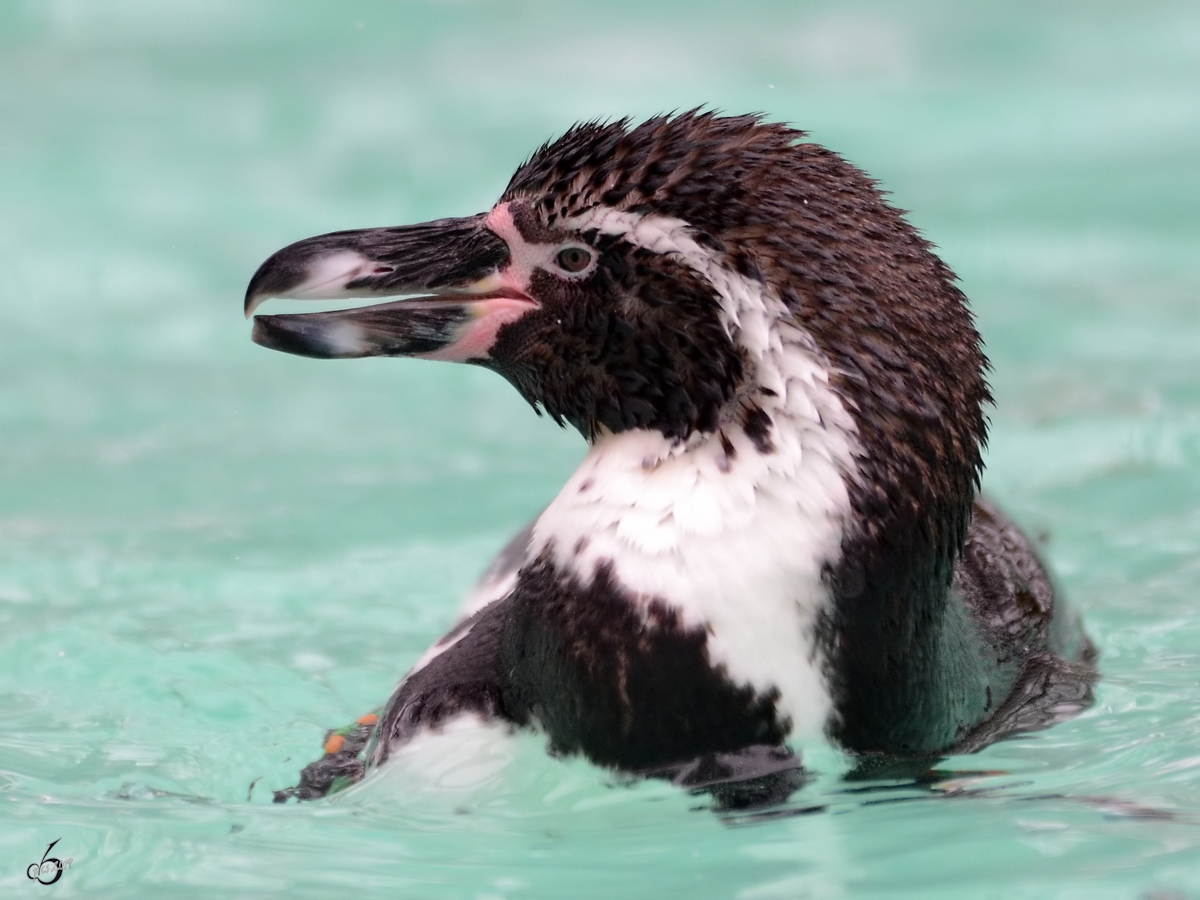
[372,265,395,276]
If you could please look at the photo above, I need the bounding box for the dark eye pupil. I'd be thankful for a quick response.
[556,247,591,273]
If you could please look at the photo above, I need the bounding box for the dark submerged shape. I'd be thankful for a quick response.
[248,112,1096,806]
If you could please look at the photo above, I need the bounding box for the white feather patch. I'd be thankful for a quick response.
[360,713,518,798]
[528,207,861,744]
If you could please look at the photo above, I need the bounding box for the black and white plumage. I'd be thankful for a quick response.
[246,112,1096,803]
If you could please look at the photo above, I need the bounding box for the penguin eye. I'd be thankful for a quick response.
[554,245,594,274]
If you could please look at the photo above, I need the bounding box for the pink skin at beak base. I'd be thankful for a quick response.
[416,203,540,363]
[417,295,537,362]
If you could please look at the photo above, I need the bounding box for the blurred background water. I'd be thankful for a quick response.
[1,0,1199,896]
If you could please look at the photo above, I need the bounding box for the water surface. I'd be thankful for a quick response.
[2,1,1199,896]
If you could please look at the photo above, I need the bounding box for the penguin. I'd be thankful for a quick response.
[245,112,1096,805]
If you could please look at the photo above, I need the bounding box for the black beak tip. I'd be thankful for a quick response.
[244,251,307,317]
[250,315,339,359]
[250,315,285,350]
[243,263,275,318]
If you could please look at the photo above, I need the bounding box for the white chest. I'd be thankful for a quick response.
[531,351,857,742]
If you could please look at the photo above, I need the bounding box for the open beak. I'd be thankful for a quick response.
[244,214,536,361]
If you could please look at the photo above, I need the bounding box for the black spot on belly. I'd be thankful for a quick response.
[719,429,737,461]
[501,551,789,770]
[743,406,774,454]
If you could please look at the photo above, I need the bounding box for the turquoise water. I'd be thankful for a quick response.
[2,0,1199,895]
